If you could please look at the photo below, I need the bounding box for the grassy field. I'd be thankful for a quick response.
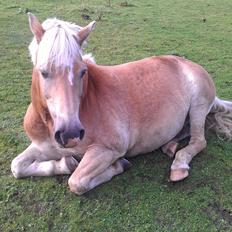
[1,0,232,231]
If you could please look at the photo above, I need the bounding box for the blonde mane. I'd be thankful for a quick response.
[29,18,95,72]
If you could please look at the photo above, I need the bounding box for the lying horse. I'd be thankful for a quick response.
[11,14,232,195]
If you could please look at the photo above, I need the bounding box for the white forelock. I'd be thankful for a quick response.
[28,18,95,71]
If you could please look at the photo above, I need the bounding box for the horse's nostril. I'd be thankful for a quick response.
[80,129,85,140]
[55,131,63,146]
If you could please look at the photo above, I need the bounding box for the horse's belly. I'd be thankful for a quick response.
[126,130,178,157]
[126,109,187,157]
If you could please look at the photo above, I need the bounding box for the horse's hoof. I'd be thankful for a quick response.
[170,168,189,182]
[63,156,79,173]
[119,158,132,171]
[161,141,178,158]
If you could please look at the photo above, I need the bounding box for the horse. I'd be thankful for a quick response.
[11,13,232,195]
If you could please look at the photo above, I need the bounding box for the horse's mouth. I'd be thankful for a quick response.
[63,138,80,148]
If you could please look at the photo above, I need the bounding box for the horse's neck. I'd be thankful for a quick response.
[81,63,102,107]
[80,63,114,116]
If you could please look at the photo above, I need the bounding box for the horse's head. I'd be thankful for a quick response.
[28,13,96,147]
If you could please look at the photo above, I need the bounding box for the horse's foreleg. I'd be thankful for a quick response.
[68,146,131,195]
[170,105,209,181]
[11,143,78,178]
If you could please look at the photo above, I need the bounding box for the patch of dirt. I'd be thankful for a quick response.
[47,219,54,231]
[166,178,206,192]
[136,173,157,182]
[54,175,68,184]
[120,1,136,7]
[79,8,94,14]
[81,14,90,20]
[203,202,232,230]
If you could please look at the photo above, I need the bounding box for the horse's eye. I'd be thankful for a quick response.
[78,68,87,79]
[41,71,49,79]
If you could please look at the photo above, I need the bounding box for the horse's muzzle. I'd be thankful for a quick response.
[55,127,85,147]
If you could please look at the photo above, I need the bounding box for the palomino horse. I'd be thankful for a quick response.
[11,14,232,195]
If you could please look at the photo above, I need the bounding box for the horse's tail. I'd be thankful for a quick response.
[206,97,232,140]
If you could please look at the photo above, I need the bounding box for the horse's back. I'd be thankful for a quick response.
[91,55,214,95]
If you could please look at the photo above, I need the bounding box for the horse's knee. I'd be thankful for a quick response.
[11,157,24,178]
[190,136,207,150]
[11,144,39,178]
[68,175,90,195]
[200,137,207,150]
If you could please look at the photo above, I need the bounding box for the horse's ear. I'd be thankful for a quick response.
[77,21,96,46]
[28,12,44,43]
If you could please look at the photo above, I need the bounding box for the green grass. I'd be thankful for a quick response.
[1,0,232,231]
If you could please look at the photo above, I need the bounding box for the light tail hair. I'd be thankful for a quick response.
[206,97,232,140]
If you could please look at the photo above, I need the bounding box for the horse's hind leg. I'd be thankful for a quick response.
[162,118,190,158]
[11,143,78,178]
[170,104,210,181]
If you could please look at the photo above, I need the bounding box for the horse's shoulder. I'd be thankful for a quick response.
[24,103,50,142]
